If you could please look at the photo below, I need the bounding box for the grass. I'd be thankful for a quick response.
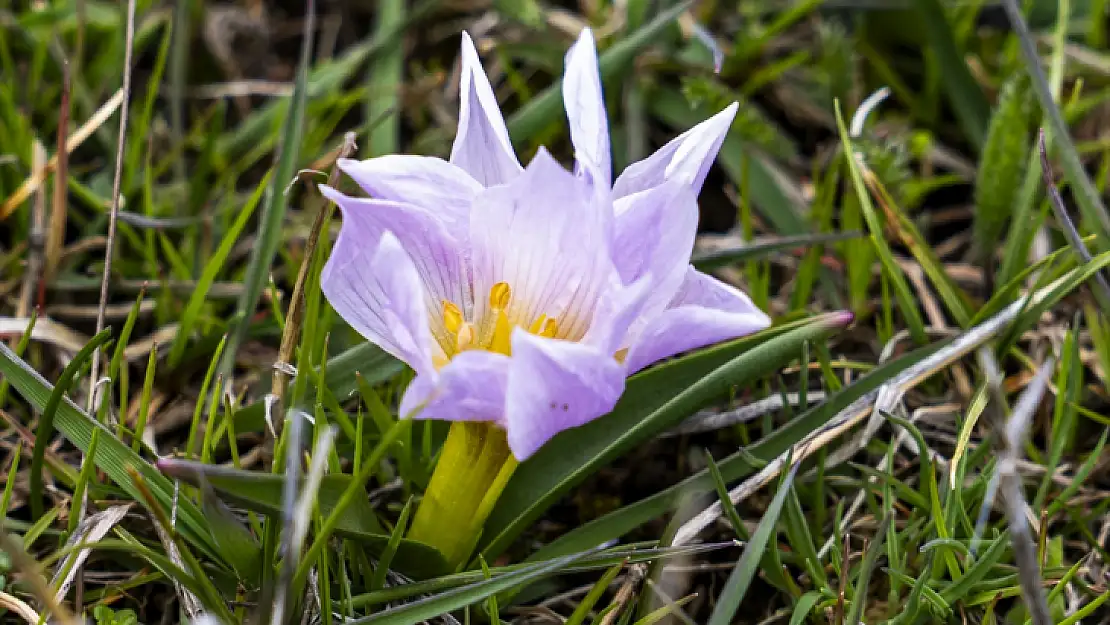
[3,1,1110,624]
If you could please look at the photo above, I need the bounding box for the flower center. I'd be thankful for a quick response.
[438,282,558,364]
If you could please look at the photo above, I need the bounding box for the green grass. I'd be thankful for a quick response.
[3,1,1110,624]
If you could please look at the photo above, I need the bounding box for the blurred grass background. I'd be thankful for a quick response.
[4,0,1110,623]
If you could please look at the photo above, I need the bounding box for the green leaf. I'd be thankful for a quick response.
[913,0,990,151]
[565,560,625,625]
[199,484,263,583]
[346,543,724,610]
[364,0,404,156]
[482,312,851,559]
[370,496,413,591]
[154,458,445,579]
[706,463,799,625]
[1003,250,1110,354]
[32,329,112,518]
[844,510,890,625]
[0,342,226,567]
[974,73,1034,262]
[350,549,596,625]
[834,101,928,344]
[787,592,822,625]
[1005,0,1110,252]
[631,594,697,625]
[938,532,1009,603]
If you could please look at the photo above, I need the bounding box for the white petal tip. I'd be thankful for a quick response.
[714,102,739,125]
[317,184,344,202]
[335,157,360,172]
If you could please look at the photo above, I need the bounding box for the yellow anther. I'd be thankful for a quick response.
[540,317,558,338]
[489,282,511,310]
[456,322,475,351]
[443,301,463,334]
[528,314,548,336]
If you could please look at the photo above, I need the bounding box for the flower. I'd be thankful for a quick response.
[320,29,771,460]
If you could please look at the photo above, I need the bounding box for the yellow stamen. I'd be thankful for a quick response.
[490,310,512,355]
[528,314,548,335]
[456,322,475,351]
[540,317,558,338]
[443,301,463,334]
[489,282,511,310]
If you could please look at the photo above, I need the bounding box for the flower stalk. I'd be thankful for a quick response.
[408,421,518,570]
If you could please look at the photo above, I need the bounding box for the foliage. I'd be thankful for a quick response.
[1,1,1109,624]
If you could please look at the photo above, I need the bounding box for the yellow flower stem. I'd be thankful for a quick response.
[408,421,518,571]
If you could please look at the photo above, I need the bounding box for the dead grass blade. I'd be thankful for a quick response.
[0,89,124,220]
[50,504,133,605]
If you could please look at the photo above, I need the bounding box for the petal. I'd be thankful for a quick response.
[624,266,771,373]
[610,181,698,321]
[450,32,523,186]
[612,102,738,199]
[504,330,625,459]
[563,28,611,184]
[399,350,510,422]
[320,185,472,351]
[321,229,435,376]
[337,155,481,231]
[581,272,654,355]
[469,148,614,342]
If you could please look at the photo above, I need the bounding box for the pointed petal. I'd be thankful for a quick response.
[612,102,738,198]
[624,266,771,373]
[399,350,510,422]
[337,155,481,231]
[610,181,698,321]
[581,272,654,355]
[469,148,614,342]
[504,331,625,459]
[321,229,435,376]
[320,185,472,351]
[563,28,611,184]
[450,32,522,186]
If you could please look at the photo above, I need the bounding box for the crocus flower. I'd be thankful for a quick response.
[320,29,771,460]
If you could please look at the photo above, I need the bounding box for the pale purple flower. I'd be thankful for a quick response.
[319,29,770,459]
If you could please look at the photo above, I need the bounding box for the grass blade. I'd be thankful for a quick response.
[365,0,404,156]
[706,463,799,625]
[352,549,597,625]
[219,0,315,378]
[913,0,990,150]
[0,341,225,566]
[31,329,112,519]
[168,170,271,367]
[1002,0,1110,247]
